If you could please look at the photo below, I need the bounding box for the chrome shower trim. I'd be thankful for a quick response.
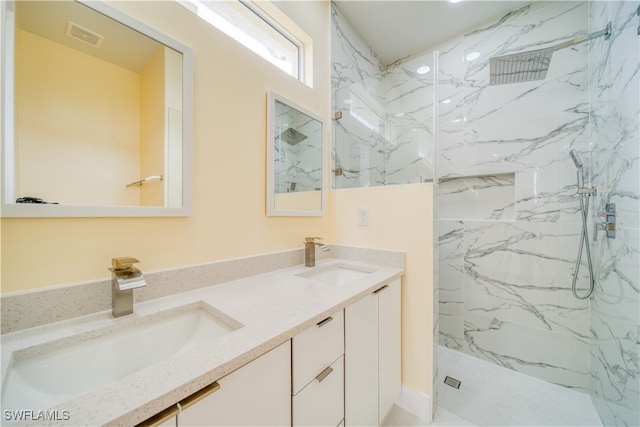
[489,22,612,85]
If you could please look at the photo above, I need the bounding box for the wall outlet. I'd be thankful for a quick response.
[358,207,369,226]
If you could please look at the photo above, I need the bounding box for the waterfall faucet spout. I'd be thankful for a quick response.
[304,237,330,267]
[109,257,146,317]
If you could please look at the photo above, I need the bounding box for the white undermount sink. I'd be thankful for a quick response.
[1,302,242,413]
[296,263,376,285]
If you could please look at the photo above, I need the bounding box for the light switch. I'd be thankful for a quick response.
[358,207,369,226]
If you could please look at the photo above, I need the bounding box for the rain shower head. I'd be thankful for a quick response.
[569,149,583,169]
[489,47,554,85]
[489,22,612,85]
[280,127,308,145]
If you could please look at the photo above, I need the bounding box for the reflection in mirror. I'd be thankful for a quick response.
[267,91,325,216]
[1,0,193,217]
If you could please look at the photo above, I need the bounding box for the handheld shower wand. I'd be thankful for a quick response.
[569,150,596,299]
[569,149,584,188]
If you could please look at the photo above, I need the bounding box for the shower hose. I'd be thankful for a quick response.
[571,192,595,299]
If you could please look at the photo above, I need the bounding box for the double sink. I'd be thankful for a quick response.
[1,263,375,417]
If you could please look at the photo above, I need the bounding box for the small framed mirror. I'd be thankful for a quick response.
[1,0,193,217]
[266,91,325,216]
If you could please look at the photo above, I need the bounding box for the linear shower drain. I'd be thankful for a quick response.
[444,376,461,389]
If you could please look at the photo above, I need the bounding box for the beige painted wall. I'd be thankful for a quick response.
[15,29,141,206]
[329,184,434,397]
[1,0,331,293]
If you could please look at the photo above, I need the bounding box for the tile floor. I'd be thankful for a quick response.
[436,346,603,426]
[384,405,475,426]
[383,346,604,426]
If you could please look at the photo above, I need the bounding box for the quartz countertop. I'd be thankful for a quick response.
[1,258,403,426]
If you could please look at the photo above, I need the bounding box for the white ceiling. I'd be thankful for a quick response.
[16,1,160,74]
[333,0,530,64]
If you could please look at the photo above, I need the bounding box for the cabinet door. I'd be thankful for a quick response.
[178,341,291,426]
[344,292,378,426]
[378,278,401,423]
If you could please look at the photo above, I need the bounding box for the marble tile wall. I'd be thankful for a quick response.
[588,2,640,426]
[331,4,385,188]
[331,4,435,188]
[331,0,639,420]
[383,54,435,184]
[436,1,593,393]
[274,101,323,193]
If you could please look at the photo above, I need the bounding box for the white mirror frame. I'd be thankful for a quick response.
[266,91,325,217]
[0,0,193,217]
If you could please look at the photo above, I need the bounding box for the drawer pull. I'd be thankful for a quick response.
[136,382,221,426]
[373,284,389,294]
[315,366,334,383]
[180,382,221,411]
[316,316,333,327]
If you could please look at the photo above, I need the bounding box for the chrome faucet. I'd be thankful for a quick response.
[109,257,146,317]
[304,237,330,267]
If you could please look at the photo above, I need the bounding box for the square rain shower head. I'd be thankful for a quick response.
[489,47,554,85]
[281,127,308,145]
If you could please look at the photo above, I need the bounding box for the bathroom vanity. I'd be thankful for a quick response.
[0,258,403,426]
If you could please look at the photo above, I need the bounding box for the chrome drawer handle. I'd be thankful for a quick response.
[316,316,333,327]
[315,366,334,383]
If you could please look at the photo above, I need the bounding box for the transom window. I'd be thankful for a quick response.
[182,0,310,85]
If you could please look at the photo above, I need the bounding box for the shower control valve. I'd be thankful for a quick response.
[596,203,616,239]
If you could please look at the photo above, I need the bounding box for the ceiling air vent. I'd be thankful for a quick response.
[66,21,104,48]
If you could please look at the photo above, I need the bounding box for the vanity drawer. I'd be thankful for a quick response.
[292,355,344,427]
[292,309,344,394]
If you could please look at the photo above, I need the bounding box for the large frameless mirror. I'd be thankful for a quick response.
[1,0,193,217]
[266,91,325,216]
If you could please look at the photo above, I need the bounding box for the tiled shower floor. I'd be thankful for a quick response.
[437,346,602,426]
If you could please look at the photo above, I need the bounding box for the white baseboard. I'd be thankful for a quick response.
[395,385,432,422]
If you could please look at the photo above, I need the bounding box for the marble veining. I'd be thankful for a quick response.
[330,0,638,423]
[588,1,640,426]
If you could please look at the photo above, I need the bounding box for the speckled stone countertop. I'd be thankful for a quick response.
[1,258,403,426]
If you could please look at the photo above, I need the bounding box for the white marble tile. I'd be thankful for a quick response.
[330,4,383,94]
[438,174,515,221]
[438,345,601,426]
[384,54,436,184]
[463,221,590,337]
[463,312,590,392]
[516,166,589,223]
[592,226,640,324]
[590,300,640,427]
[588,2,640,425]
[438,221,465,350]
[436,37,466,182]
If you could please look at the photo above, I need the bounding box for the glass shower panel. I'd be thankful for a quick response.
[588,2,640,426]
[383,53,435,185]
[332,53,435,189]
[334,77,387,188]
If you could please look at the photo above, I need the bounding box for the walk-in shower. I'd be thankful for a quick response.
[569,149,596,299]
[489,22,611,85]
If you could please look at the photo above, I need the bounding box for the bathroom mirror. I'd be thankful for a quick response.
[0,0,193,217]
[266,91,325,216]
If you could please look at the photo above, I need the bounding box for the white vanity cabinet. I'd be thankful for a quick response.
[345,278,401,426]
[292,310,345,426]
[139,341,291,427]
